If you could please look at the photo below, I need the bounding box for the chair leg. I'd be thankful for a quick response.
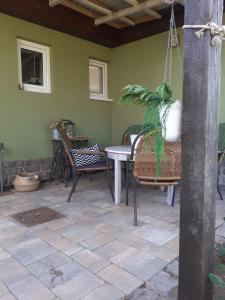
[217,182,223,200]
[126,159,129,206]
[171,185,176,207]
[67,170,78,203]
[106,162,115,203]
[133,178,138,226]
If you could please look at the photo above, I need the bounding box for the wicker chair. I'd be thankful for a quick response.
[122,124,142,146]
[56,127,114,203]
[130,132,181,226]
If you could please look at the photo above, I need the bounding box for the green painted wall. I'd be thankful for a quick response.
[1,12,225,161]
[110,29,225,144]
[0,13,112,161]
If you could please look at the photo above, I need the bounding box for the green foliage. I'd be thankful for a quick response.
[120,82,172,126]
[218,245,225,257]
[120,82,174,175]
[215,264,225,272]
[208,273,225,287]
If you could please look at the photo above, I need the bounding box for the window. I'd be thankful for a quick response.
[89,59,109,101]
[17,39,51,93]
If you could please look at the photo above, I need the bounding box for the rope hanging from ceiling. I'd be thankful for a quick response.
[183,23,225,46]
[164,2,182,85]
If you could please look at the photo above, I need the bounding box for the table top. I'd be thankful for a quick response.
[52,136,89,141]
[105,145,131,155]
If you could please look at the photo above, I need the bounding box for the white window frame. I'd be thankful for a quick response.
[89,59,110,101]
[17,39,51,94]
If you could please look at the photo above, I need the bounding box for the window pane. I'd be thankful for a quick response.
[89,64,103,94]
[21,49,43,86]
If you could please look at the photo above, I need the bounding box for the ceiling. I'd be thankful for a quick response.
[0,0,185,48]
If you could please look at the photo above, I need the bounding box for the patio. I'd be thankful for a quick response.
[0,176,224,300]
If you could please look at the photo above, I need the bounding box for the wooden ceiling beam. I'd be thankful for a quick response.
[176,0,185,5]
[49,0,124,29]
[54,0,97,18]
[95,0,164,25]
[124,0,162,19]
[49,0,62,7]
[78,0,135,26]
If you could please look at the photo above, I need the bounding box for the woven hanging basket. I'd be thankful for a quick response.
[13,168,40,192]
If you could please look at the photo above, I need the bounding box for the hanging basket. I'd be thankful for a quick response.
[13,168,40,192]
[160,100,182,142]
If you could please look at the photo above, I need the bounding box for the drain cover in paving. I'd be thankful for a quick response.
[10,206,65,227]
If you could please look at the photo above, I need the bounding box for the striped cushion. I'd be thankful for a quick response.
[71,144,102,168]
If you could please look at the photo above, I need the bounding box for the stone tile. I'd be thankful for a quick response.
[94,239,130,260]
[9,275,55,300]
[165,260,179,277]
[147,218,177,231]
[40,261,84,289]
[134,225,177,246]
[216,223,225,238]
[82,283,124,300]
[62,243,85,256]
[0,248,11,261]
[142,243,178,263]
[0,257,30,285]
[8,239,56,265]
[0,281,8,297]
[146,271,178,297]
[81,233,114,251]
[0,294,17,300]
[27,251,71,277]
[59,224,98,242]
[48,237,75,251]
[94,223,116,234]
[34,228,61,242]
[164,236,179,252]
[45,218,76,231]
[97,264,144,296]
[110,247,157,281]
[52,270,104,300]
[72,249,110,273]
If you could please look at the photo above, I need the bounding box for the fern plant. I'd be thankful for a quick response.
[120,82,174,175]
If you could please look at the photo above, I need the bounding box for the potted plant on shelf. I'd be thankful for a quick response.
[120,81,182,175]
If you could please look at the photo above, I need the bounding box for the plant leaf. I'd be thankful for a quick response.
[208,273,225,286]
[218,245,225,257]
[214,263,225,272]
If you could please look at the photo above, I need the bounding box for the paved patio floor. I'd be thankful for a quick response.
[0,174,224,300]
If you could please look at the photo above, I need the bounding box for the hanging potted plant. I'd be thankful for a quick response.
[119,4,182,175]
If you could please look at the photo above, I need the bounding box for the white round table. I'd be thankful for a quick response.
[105,146,131,204]
[105,145,175,206]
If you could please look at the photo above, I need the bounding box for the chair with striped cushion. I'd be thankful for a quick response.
[56,126,114,203]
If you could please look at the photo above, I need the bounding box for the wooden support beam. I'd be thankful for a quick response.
[78,0,135,26]
[124,0,162,19]
[49,0,62,7]
[95,0,164,25]
[179,0,223,300]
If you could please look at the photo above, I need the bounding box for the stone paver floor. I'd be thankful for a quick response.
[0,175,224,300]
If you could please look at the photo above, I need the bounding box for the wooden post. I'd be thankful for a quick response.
[179,1,223,300]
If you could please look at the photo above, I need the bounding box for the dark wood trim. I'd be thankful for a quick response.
[0,0,186,48]
[117,5,184,46]
[0,0,118,48]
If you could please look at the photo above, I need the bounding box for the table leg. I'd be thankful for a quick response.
[114,157,121,205]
